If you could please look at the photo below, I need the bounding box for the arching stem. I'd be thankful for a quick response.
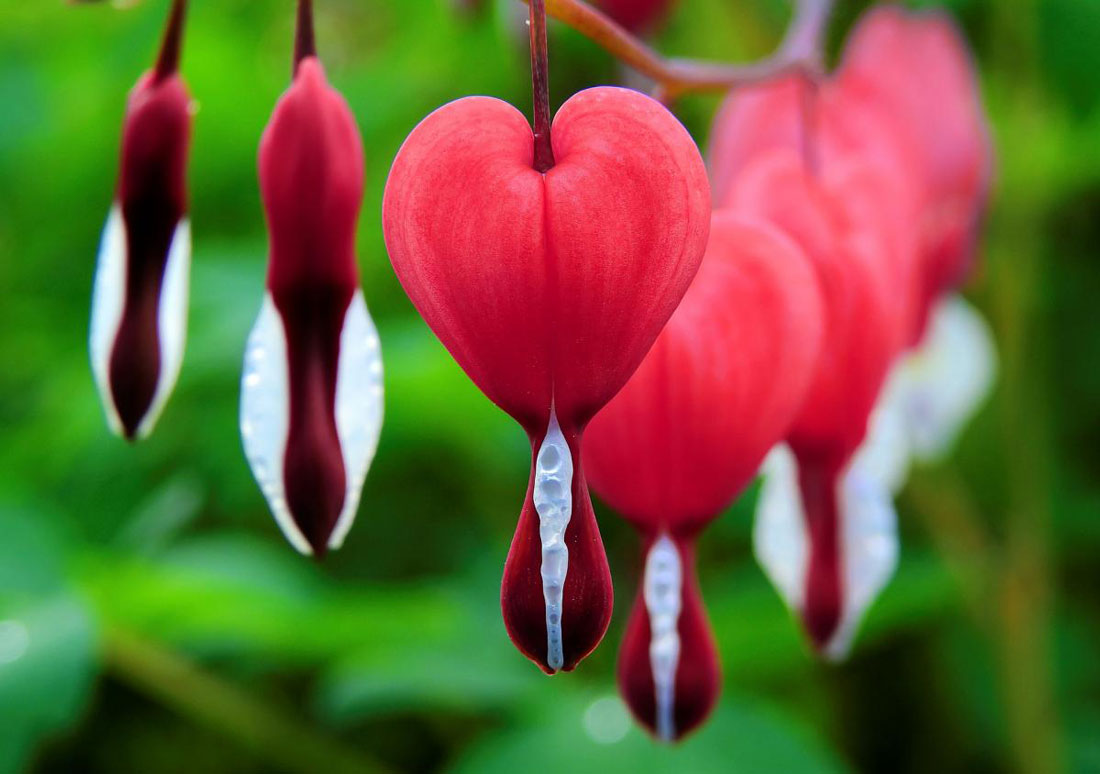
[152,0,187,83]
[295,0,317,74]
[523,0,833,100]
[529,0,555,172]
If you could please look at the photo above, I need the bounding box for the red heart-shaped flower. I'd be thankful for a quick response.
[383,86,710,672]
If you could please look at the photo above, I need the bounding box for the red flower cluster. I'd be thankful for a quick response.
[583,4,992,739]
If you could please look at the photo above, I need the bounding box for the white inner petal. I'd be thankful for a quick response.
[644,534,682,742]
[328,289,385,551]
[239,293,312,555]
[897,294,997,461]
[826,454,899,661]
[849,376,912,497]
[89,204,127,437]
[533,409,573,672]
[754,441,899,662]
[136,218,191,439]
[753,444,808,612]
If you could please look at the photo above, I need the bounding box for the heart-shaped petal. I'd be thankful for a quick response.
[383,86,710,672]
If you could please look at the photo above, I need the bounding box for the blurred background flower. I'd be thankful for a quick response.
[0,0,1097,772]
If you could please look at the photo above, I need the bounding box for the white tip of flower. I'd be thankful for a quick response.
[644,535,683,742]
[136,217,191,440]
[754,444,808,612]
[328,289,385,552]
[850,377,912,496]
[826,456,899,661]
[754,441,899,661]
[88,206,190,439]
[896,295,997,461]
[89,204,128,437]
[240,293,312,556]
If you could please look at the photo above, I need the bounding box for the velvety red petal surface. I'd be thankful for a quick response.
[727,152,904,460]
[708,75,924,341]
[838,6,993,332]
[585,212,823,535]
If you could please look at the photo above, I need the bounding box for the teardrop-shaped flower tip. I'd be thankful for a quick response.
[617,535,719,742]
[241,53,383,558]
[755,439,899,661]
[90,0,192,441]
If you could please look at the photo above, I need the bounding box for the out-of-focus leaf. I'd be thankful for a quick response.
[0,507,97,774]
[447,688,850,774]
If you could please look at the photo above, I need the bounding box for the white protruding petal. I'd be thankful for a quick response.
[328,289,385,551]
[89,204,127,436]
[135,217,191,439]
[644,535,683,743]
[239,293,312,556]
[896,295,997,461]
[754,441,899,661]
[754,444,808,613]
[825,456,899,661]
[850,375,912,496]
[534,409,573,672]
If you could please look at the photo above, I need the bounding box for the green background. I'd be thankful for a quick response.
[0,0,1097,771]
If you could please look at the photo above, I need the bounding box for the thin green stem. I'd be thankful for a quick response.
[102,627,394,774]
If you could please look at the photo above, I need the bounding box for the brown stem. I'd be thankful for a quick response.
[524,0,833,99]
[152,0,187,83]
[295,0,317,74]
[529,0,555,172]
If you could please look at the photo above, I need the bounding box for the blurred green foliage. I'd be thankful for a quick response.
[0,0,1098,772]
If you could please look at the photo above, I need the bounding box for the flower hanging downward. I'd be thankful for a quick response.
[240,0,383,557]
[723,150,908,658]
[585,213,823,739]
[382,0,710,673]
[90,0,192,440]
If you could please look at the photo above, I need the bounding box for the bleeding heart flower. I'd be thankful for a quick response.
[240,13,383,558]
[837,5,993,338]
[90,0,192,440]
[595,0,674,33]
[724,150,907,657]
[383,87,710,673]
[708,75,924,340]
[585,212,823,738]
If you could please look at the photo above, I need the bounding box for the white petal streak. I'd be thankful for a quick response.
[825,455,899,661]
[89,204,127,436]
[897,295,997,460]
[754,442,899,662]
[753,444,808,612]
[240,293,311,555]
[644,535,683,743]
[329,289,385,551]
[136,218,191,439]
